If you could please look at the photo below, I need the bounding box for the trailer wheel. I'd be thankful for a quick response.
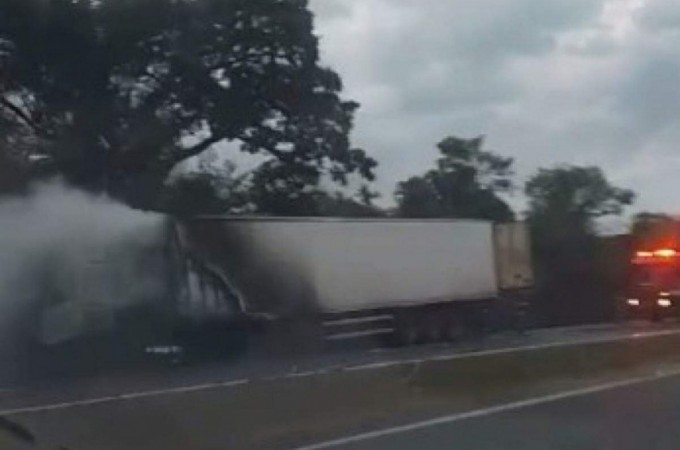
[258,317,323,355]
[421,311,445,343]
[393,315,421,347]
[442,315,465,342]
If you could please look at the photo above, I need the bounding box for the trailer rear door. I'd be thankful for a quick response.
[494,222,534,291]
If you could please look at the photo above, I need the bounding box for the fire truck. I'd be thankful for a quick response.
[622,218,680,320]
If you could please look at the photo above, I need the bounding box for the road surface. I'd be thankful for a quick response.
[0,321,678,449]
[301,371,680,450]
[1,321,679,412]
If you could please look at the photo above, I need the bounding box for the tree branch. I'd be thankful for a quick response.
[169,133,227,166]
[0,96,45,136]
[239,133,287,160]
[167,129,291,172]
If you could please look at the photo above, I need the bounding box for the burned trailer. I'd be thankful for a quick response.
[25,214,533,360]
[171,216,534,348]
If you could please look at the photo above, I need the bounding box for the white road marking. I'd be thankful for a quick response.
[0,378,249,416]
[282,370,331,379]
[294,368,680,449]
[341,328,680,373]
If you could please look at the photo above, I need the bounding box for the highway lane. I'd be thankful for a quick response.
[0,321,678,412]
[1,321,679,409]
[301,370,680,450]
[0,321,679,449]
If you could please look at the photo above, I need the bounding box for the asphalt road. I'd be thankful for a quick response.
[1,321,679,412]
[305,372,680,450]
[1,322,679,450]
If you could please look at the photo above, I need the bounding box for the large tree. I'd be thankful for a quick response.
[395,135,514,221]
[525,165,635,325]
[526,166,634,232]
[526,165,634,271]
[0,0,375,208]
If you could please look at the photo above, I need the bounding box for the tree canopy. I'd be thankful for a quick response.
[165,163,385,217]
[526,165,634,256]
[525,165,635,325]
[527,166,634,221]
[394,135,514,221]
[0,0,376,208]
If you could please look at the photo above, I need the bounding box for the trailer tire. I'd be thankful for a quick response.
[442,314,465,342]
[393,314,421,347]
[421,311,445,343]
[259,317,323,355]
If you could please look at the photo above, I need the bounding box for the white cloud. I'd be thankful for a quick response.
[635,0,680,31]
[308,0,680,217]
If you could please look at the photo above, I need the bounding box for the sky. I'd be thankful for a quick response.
[307,0,680,226]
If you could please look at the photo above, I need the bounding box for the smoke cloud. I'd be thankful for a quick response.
[0,181,168,372]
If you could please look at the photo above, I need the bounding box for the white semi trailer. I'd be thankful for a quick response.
[174,217,534,346]
[31,216,533,353]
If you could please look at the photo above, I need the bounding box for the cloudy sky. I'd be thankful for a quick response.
[307,0,680,221]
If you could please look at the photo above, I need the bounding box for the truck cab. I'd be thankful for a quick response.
[624,248,680,320]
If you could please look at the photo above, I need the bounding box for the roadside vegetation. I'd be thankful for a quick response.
[0,0,643,325]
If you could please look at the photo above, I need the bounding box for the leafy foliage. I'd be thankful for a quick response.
[315,186,385,218]
[0,0,375,208]
[162,158,251,216]
[395,135,514,221]
[525,165,635,325]
[526,166,634,226]
[163,151,384,217]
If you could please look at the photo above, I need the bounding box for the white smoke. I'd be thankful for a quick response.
[0,181,168,352]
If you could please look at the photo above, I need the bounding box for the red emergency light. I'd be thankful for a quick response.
[633,248,678,263]
[654,248,677,258]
